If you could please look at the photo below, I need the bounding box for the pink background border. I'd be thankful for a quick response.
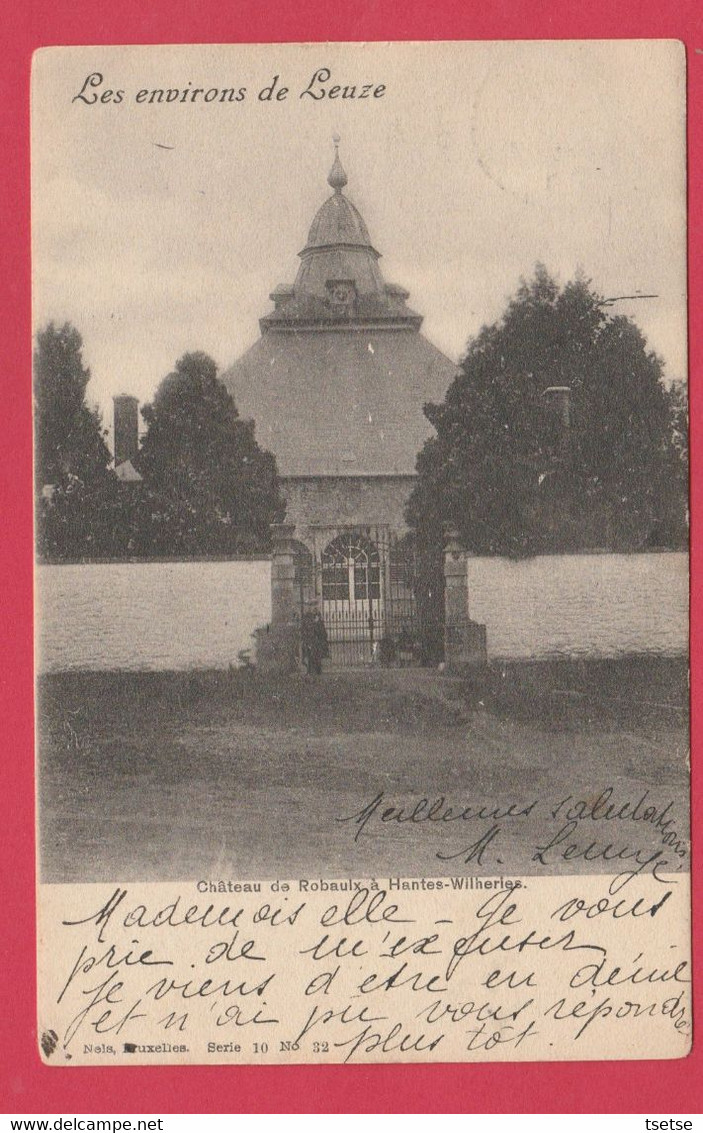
[2,0,701,1113]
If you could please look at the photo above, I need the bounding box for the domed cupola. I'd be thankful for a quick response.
[259,138,422,331]
[305,193,374,250]
[293,136,386,301]
[304,143,374,250]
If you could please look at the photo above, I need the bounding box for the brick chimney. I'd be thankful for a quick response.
[113,395,139,467]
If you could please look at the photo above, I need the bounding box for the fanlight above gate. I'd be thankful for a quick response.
[321,533,381,603]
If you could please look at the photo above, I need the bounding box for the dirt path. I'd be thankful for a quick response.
[38,668,689,883]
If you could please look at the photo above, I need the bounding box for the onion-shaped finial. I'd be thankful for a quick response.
[327,133,348,192]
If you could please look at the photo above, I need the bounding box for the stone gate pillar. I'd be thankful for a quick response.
[255,523,300,673]
[270,523,298,625]
[443,526,488,668]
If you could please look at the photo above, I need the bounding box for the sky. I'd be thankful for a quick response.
[31,41,687,442]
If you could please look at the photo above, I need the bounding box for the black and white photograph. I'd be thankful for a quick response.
[32,41,691,1065]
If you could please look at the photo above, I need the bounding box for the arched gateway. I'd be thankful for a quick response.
[288,527,419,666]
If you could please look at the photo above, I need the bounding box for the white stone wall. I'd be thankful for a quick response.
[36,560,272,673]
[466,552,688,661]
[35,551,688,673]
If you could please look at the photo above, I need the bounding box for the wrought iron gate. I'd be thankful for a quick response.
[293,528,440,668]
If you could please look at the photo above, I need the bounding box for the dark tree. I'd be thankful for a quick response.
[408,266,688,559]
[134,352,285,555]
[664,379,689,499]
[34,322,111,490]
[34,323,117,561]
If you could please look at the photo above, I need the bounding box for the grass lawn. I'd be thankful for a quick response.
[37,665,689,883]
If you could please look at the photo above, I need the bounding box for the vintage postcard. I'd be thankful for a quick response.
[32,41,690,1066]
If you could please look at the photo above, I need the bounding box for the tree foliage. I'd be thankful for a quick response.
[35,336,286,561]
[407,267,688,558]
[34,322,117,561]
[133,352,285,555]
[34,322,111,490]
[663,378,689,528]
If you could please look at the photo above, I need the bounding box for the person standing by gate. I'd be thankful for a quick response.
[302,610,329,675]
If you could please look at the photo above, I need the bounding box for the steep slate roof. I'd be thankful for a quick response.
[224,330,455,476]
[221,142,458,477]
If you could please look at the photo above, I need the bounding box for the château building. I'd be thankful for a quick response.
[220,142,457,656]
